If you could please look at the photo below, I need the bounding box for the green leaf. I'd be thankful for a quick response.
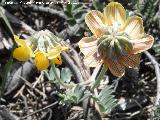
[92,85,117,113]
[64,10,72,18]
[61,67,72,83]
[0,58,13,96]
[79,90,92,102]
[99,85,113,98]
[49,66,60,81]
[59,85,91,104]
[63,1,87,36]
[74,10,85,20]
[67,18,76,26]
[0,6,14,35]
[72,4,83,11]
[66,4,72,13]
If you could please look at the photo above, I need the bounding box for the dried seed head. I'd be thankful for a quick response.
[97,33,133,61]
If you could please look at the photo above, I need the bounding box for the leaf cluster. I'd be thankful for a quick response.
[46,66,72,84]
[63,0,87,36]
[59,83,117,113]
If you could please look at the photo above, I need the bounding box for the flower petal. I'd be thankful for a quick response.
[122,16,144,39]
[83,51,101,67]
[34,52,49,70]
[51,55,62,65]
[103,58,125,77]
[130,35,154,54]
[85,10,105,37]
[14,35,27,46]
[48,46,68,59]
[78,36,97,56]
[14,35,35,57]
[103,2,126,27]
[79,37,101,67]
[27,46,35,57]
[119,54,140,68]
[13,46,31,61]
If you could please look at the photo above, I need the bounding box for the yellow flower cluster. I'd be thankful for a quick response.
[13,30,68,70]
[79,2,154,77]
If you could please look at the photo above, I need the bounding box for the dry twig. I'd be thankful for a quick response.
[21,101,58,119]
[26,5,66,19]
[19,76,47,99]
[144,51,160,106]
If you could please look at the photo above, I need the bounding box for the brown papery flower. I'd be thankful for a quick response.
[79,2,154,77]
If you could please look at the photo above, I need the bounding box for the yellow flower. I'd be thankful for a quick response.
[34,49,65,70]
[34,51,49,70]
[13,30,69,70]
[78,2,154,77]
[48,46,68,59]
[13,35,34,61]
[51,55,62,65]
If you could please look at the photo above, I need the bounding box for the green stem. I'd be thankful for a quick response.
[91,65,107,91]
[51,63,74,88]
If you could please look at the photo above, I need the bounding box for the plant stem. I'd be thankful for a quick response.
[91,65,107,91]
[51,63,74,88]
[144,51,160,106]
